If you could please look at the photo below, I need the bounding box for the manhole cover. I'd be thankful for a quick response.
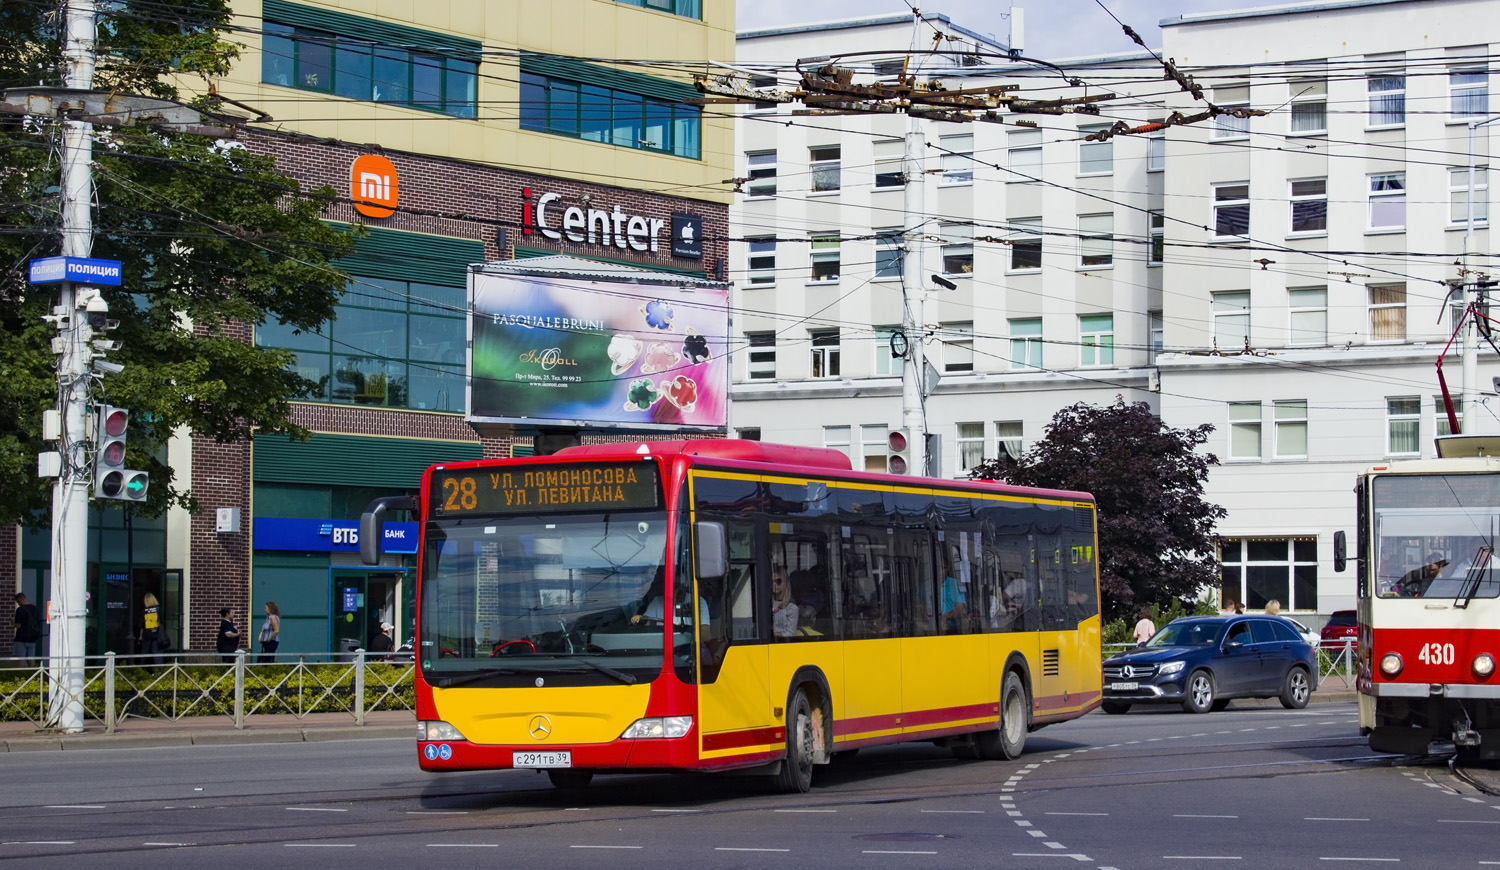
[854,833,959,842]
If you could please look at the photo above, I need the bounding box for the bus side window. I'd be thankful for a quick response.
[700,516,758,683]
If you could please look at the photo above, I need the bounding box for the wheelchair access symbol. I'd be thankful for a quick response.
[438,744,453,760]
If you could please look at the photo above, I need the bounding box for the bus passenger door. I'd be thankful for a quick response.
[696,517,774,762]
[1034,536,1071,716]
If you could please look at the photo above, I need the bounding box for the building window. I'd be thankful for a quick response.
[824,425,851,456]
[1149,310,1164,363]
[1274,399,1308,459]
[1148,210,1165,265]
[1437,396,1465,437]
[957,422,985,472]
[1079,213,1113,267]
[746,331,776,380]
[874,325,905,377]
[1214,89,1250,139]
[1213,290,1250,352]
[746,237,776,285]
[1147,121,1165,171]
[519,70,700,158]
[1289,178,1327,234]
[256,276,466,411]
[1228,402,1262,460]
[1369,173,1406,229]
[737,427,761,441]
[810,329,841,378]
[943,322,974,373]
[263,20,478,118]
[1451,69,1489,119]
[1008,129,1041,181]
[1368,75,1405,126]
[874,228,903,279]
[995,421,1023,460]
[810,146,841,192]
[746,150,777,196]
[613,0,701,19]
[1288,288,1327,346]
[1450,167,1489,225]
[809,233,840,282]
[1220,537,1317,611]
[1387,396,1420,456]
[1079,314,1113,367]
[1009,217,1042,271]
[1369,284,1406,341]
[1078,124,1113,174]
[940,134,974,184]
[860,424,889,472]
[940,223,974,275]
[1213,183,1250,238]
[873,138,905,188]
[1289,80,1326,134]
[1010,318,1043,370]
[747,74,777,111]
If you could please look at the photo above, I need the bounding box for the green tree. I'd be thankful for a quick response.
[970,398,1226,620]
[0,1,355,526]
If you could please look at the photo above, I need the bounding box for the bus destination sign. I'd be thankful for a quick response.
[432,462,661,516]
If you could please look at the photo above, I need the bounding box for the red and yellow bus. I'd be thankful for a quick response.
[361,439,1102,791]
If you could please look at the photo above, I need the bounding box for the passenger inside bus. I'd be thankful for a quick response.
[770,564,799,638]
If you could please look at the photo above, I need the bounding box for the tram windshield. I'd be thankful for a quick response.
[1371,474,1500,600]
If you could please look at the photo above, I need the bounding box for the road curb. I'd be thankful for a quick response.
[1,723,414,751]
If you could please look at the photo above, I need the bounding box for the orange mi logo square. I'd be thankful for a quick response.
[352,154,398,218]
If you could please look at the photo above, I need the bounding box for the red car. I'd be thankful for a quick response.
[1320,610,1358,648]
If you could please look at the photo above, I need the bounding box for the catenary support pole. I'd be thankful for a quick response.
[1462,114,1500,431]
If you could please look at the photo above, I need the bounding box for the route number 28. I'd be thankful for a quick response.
[1417,642,1455,666]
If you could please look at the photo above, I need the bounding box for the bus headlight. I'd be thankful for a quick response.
[1158,661,1186,676]
[1380,653,1403,677]
[622,716,693,739]
[420,720,467,742]
[1474,654,1496,678]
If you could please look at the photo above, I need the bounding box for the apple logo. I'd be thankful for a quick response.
[681,223,694,242]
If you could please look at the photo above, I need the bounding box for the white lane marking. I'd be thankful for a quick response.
[717,848,791,852]
[144,842,195,847]
[1047,812,1108,816]
[1046,842,1067,849]
[863,850,937,855]
[428,844,498,848]
[408,811,468,815]
[1318,859,1400,863]
[921,810,984,814]
[1306,818,1370,822]
[1015,820,1033,827]
[44,805,104,810]
[1012,853,1093,860]
[1007,811,1023,817]
[1164,856,1242,860]
[285,844,355,848]
[1176,814,1238,819]
[569,845,643,850]
[564,808,591,812]
[286,807,348,812]
[775,808,836,813]
[1464,798,1486,804]
[651,809,700,813]
[1027,830,1049,838]
[6,842,76,846]
[1436,819,1500,824]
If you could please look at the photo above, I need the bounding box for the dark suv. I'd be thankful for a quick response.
[1102,615,1318,714]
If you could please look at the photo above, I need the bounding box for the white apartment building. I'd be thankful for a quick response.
[730,13,1165,476]
[1156,0,1499,615]
[728,0,1498,618]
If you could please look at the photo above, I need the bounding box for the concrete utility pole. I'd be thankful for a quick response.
[1462,113,1500,432]
[900,116,928,477]
[49,0,99,732]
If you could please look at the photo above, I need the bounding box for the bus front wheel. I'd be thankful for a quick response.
[773,689,816,793]
[976,671,1028,760]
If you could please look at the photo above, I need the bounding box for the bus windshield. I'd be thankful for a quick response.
[419,510,671,683]
[1373,474,1500,600]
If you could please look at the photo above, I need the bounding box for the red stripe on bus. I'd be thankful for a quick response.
[702,726,785,751]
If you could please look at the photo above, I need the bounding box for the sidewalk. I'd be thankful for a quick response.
[0,708,415,752]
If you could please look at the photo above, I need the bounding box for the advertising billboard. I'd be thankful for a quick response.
[469,267,729,431]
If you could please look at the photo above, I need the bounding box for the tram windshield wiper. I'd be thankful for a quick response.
[1455,544,1493,610]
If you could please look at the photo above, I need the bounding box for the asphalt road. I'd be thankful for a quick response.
[3,701,1498,868]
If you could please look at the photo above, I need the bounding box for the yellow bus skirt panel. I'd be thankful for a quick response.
[901,634,994,736]
[838,637,904,744]
[698,643,776,761]
[433,683,652,745]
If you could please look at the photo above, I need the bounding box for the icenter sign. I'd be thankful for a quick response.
[520,187,702,259]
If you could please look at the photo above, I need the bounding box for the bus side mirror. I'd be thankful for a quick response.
[694,521,727,580]
[359,495,419,566]
[1333,530,1347,573]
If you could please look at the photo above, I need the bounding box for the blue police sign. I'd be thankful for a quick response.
[28,257,124,286]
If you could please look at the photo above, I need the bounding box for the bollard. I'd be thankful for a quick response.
[355,650,366,726]
[234,649,246,729]
[104,652,116,734]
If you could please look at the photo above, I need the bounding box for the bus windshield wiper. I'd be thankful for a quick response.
[430,669,526,689]
[571,656,637,685]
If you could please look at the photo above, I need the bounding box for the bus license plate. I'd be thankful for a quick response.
[1109,682,1139,691]
[513,751,571,768]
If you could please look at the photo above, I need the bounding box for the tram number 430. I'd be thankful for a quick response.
[1417,642,1456,666]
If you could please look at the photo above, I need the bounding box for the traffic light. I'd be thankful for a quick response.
[887,429,912,475]
[93,406,148,501]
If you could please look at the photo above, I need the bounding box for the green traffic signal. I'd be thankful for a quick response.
[123,472,148,499]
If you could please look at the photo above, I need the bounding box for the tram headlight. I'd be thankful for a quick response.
[1473,653,1496,678]
[622,716,693,739]
[419,720,467,742]
[1380,652,1404,677]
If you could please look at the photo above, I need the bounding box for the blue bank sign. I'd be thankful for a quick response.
[28,257,124,286]
[255,517,419,554]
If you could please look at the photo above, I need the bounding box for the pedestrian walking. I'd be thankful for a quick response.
[1133,607,1156,646]
[216,607,241,663]
[137,592,162,665]
[257,601,281,663]
[12,593,41,667]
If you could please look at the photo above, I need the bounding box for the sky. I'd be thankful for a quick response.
[735,0,1258,60]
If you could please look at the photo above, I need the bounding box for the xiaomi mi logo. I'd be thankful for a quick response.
[351,154,398,218]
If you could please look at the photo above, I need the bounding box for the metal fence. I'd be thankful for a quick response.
[1103,639,1358,689]
[0,650,415,733]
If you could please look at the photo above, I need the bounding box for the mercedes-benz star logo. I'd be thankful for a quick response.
[1123,666,1136,679]
[528,715,552,740]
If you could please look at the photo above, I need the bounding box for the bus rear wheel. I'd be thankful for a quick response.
[976,671,1028,760]
[774,689,816,793]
